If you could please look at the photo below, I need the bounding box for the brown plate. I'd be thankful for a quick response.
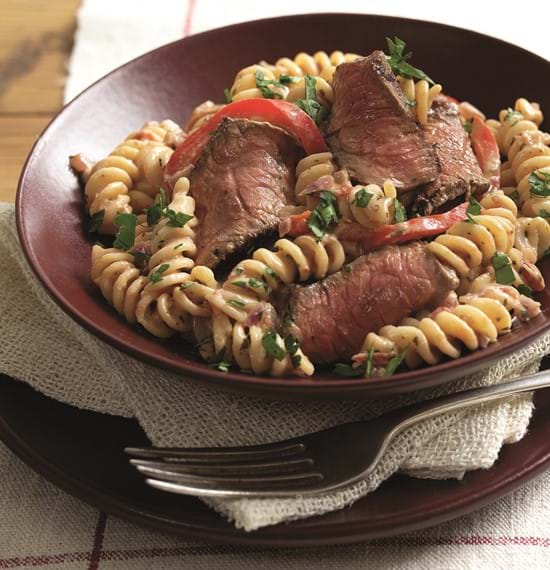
[1,371,550,545]
[16,14,550,399]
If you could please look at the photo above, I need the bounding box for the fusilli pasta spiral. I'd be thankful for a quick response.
[294,153,398,228]
[91,246,148,323]
[208,234,346,322]
[397,76,443,125]
[194,312,314,377]
[490,100,550,216]
[360,284,539,370]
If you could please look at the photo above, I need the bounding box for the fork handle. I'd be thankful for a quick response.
[388,368,550,436]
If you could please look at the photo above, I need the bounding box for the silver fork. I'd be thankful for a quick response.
[126,370,550,499]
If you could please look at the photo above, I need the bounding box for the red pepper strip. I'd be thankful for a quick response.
[336,203,468,251]
[280,209,311,237]
[285,203,468,250]
[470,116,500,189]
[164,99,328,185]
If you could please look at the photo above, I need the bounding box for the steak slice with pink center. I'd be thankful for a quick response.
[280,242,458,363]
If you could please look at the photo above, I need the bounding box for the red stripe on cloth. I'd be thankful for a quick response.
[1,536,550,567]
[88,512,108,570]
[184,0,197,36]
[0,552,91,568]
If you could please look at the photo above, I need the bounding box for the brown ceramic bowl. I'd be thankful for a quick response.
[16,14,550,400]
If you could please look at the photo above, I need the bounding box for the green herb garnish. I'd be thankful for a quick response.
[364,345,375,378]
[224,88,233,103]
[295,75,329,126]
[307,191,339,239]
[504,108,522,122]
[88,210,105,233]
[540,210,550,219]
[394,198,407,223]
[492,252,515,285]
[113,213,137,250]
[465,197,482,224]
[529,170,550,197]
[509,190,520,203]
[385,350,407,376]
[352,188,374,208]
[165,209,193,228]
[279,74,300,84]
[386,36,434,85]
[517,284,533,298]
[226,299,246,309]
[209,360,231,373]
[145,189,167,226]
[180,281,195,290]
[463,119,473,135]
[262,331,287,361]
[255,71,284,99]
[284,334,301,367]
[248,277,266,289]
[150,263,170,283]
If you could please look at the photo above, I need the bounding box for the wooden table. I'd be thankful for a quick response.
[0,0,80,203]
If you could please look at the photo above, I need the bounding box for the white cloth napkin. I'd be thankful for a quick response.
[1,202,547,531]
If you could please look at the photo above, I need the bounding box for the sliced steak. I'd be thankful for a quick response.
[190,118,302,268]
[412,96,489,215]
[326,50,438,192]
[280,242,458,363]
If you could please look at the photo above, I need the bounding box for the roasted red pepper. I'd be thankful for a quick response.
[470,116,500,189]
[165,99,328,185]
[284,203,469,252]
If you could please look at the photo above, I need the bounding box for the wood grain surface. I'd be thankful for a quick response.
[0,0,80,203]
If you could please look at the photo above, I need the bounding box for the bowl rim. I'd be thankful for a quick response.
[15,12,550,399]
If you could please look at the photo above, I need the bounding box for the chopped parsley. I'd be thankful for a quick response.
[279,74,300,84]
[492,252,515,285]
[386,36,434,85]
[113,213,137,250]
[180,281,195,290]
[88,209,105,233]
[231,280,248,288]
[364,345,375,378]
[248,277,266,289]
[540,210,550,219]
[509,190,520,203]
[150,263,170,283]
[226,299,246,309]
[173,243,184,250]
[262,331,287,361]
[295,75,329,126]
[394,198,407,223]
[516,284,533,298]
[405,98,417,108]
[284,334,302,367]
[209,360,231,373]
[263,266,277,279]
[255,71,284,99]
[307,191,339,239]
[145,189,193,228]
[463,119,473,135]
[465,197,482,223]
[529,170,550,197]
[146,189,167,226]
[385,350,407,376]
[166,209,193,228]
[352,188,374,208]
[224,88,233,103]
[504,108,522,122]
